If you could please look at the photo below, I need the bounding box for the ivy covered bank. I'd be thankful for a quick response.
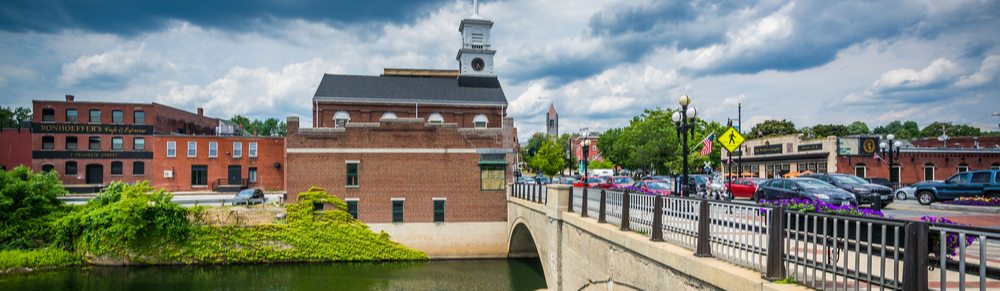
[0,166,426,272]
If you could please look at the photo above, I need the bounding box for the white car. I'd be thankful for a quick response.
[894,180,942,200]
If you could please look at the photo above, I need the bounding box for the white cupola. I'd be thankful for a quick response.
[456,0,496,77]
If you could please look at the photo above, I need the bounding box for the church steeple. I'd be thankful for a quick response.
[547,103,558,136]
[456,0,496,76]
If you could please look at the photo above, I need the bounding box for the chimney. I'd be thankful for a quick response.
[65,95,75,102]
[197,108,204,116]
[253,128,258,136]
[287,115,299,135]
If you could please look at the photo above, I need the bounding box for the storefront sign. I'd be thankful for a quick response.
[798,143,823,151]
[33,123,153,135]
[858,138,878,155]
[32,151,153,159]
[754,144,783,155]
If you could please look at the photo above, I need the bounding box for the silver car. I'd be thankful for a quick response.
[894,180,942,200]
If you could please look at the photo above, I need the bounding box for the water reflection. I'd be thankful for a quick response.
[0,259,546,291]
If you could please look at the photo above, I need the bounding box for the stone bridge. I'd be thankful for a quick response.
[507,184,808,291]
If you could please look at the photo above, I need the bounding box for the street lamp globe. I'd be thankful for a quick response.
[672,111,682,123]
[880,142,887,149]
[894,141,902,148]
[886,134,895,141]
[583,139,591,147]
[679,95,691,106]
[687,107,698,119]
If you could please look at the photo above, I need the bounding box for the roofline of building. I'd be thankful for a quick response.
[152,133,284,139]
[899,148,1000,154]
[312,97,508,106]
[32,100,218,120]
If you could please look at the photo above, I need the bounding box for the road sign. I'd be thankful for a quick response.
[718,127,745,153]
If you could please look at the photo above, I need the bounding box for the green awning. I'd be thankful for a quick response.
[478,161,508,165]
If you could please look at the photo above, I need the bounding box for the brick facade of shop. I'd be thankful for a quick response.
[150,135,285,192]
[836,149,1000,184]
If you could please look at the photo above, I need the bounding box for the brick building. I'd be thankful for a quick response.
[910,136,1000,149]
[284,7,516,258]
[571,132,602,174]
[150,135,285,192]
[29,95,270,192]
[0,126,31,171]
[837,147,1000,184]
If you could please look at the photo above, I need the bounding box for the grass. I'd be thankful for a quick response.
[773,273,798,284]
[0,249,81,271]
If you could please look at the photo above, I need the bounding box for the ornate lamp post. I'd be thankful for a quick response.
[582,139,591,183]
[879,134,902,184]
[672,95,698,197]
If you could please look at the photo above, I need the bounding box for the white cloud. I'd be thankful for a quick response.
[675,2,795,72]
[746,115,773,129]
[58,43,176,88]
[955,55,1000,88]
[876,107,921,122]
[870,58,965,93]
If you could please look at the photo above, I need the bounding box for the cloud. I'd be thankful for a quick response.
[955,55,1000,88]
[962,40,995,59]
[58,44,176,90]
[871,58,965,93]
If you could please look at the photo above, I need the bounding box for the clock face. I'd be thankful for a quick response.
[471,58,485,71]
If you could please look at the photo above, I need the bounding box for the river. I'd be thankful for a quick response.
[0,259,547,291]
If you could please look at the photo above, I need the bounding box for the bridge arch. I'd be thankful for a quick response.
[507,220,540,259]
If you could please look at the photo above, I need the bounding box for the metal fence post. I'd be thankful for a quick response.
[694,200,712,257]
[620,190,631,231]
[650,196,663,242]
[902,221,929,291]
[872,195,882,212]
[581,186,589,218]
[598,189,607,223]
[762,206,786,280]
[568,186,575,213]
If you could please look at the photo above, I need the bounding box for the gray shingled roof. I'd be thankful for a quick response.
[312,74,508,105]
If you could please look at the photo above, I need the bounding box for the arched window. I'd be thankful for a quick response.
[42,108,55,122]
[993,163,1000,170]
[334,111,350,128]
[89,110,101,123]
[111,110,124,124]
[66,109,78,123]
[110,161,123,175]
[428,113,444,123]
[855,163,867,178]
[134,110,145,125]
[65,161,77,175]
[473,114,488,128]
[42,136,55,150]
[924,163,935,181]
[381,112,397,119]
[66,137,78,150]
[549,120,554,127]
[133,161,144,176]
[41,164,54,173]
[957,163,969,173]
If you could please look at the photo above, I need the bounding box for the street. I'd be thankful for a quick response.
[727,197,1000,229]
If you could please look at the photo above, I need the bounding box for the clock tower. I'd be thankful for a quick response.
[456,0,496,76]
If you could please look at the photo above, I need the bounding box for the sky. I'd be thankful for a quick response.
[1,0,999,142]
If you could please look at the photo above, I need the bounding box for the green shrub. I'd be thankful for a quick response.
[0,166,68,250]
[0,248,80,270]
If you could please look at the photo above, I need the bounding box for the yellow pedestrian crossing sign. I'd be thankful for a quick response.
[718,127,745,153]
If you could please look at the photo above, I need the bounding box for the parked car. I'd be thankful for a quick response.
[642,175,674,181]
[572,176,604,188]
[633,180,672,195]
[525,179,537,185]
[538,177,551,185]
[728,177,769,199]
[754,178,858,206]
[798,173,893,206]
[914,170,1000,205]
[894,180,942,200]
[599,176,636,189]
[232,189,265,205]
[516,177,526,184]
[863,177,893,189]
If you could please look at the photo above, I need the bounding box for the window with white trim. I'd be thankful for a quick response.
[391,198,404,223]
[381,112,397,119]
[249,142,257,157]
[233,142,242,158]
[187,141,197,157]
[209,142,218,158]
[433,198,445,222]
[473,114,488,128]
[167,141,176,157]
[428,113,444,123]
[334,111,350,128]
[924,164,935,181]
[346,162,359,187]
[855,164,866,178]
[345,198,359,220]
[958,164,969,173]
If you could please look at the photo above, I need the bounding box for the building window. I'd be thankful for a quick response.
[890,165,901,183]
[797,163,807,172]
[433,199,445,222]
[166,141,176,157]
[191,165,208,186]
[392,199,404,223]
[187,141,197,157]
[481,164,505,190]
[248,167,257,183]
[209,142,218,158]
[249,142,257,157]
[334,111,350,128]
[473,114,488,128]
[346,199,359,219]
[133,162,144,176]
[89,137,100,150]
[42,108,55,122]
[42,164,54,173]
[314,202,324,212]
[66,109,78,123]
[111,110,124,124]
[428,113,444,123]
[993,163,1000,170]
[66,137,78,150]
[134,138,144,151]
[89,110,100,123]
[42,136,55,150]
[110,161,123,175]
[924,164,935,181]
[66,161,77,175]
[134,111,145,125]
[346,162,359,187]
[233,142,242,158]
[818,163,828,173]
[381,112,397,119]
[958,164,969,173]
[111,137,123,150]
[855,164,866,178]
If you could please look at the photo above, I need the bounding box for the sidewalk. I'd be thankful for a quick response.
[60,190,286,198]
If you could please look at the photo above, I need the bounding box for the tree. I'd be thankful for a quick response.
[748,119,797,139]
[1,166,66,249]
[919,122,983,138]
[0,106,31,128]
[529,140,565,178]
[229,115,287,136]
[557,133,578,173]
[847,121,871,135]
[811,124,850,138]
[597,128,624,174]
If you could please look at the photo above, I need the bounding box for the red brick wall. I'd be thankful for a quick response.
[836,152,1000,183]
[152,103,219,135]
[0,129,32,171]
[32,132,153,185]
[286,120,512,223]
[150,136,285,192]
[314,102,505,128]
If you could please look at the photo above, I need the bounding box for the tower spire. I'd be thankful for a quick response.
[472,0,482,19]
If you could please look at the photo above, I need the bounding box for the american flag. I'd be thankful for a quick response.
[700,133,714,156]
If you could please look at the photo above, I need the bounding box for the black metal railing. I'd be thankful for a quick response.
[211,178,249,191]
